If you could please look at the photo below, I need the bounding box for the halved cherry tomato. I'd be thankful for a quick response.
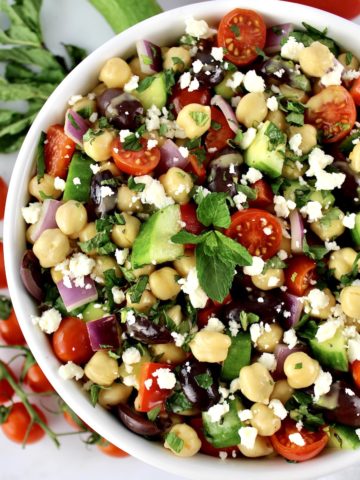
[351,360,360,390]
[52,317,92,365]
[305,86,356,143]
[0,242,7,289]
[217,8,266,66]
[137,362,174,412]
[24,364,54,393]
[180,203,204,235]
[205,107,235,156]
[0,177,8,220]
[1,402,46,444]
[44,125,76,179]
[111,137,160,175]
[186,150,207,182]
[350,77,360,106]
[97,438,129,457]
[225,209,282,260]
[169,84,211,115]
[0,309,26,346]
[0,364,16,404]
[284,255,317,296]
[197,305,220,329]
[190,417,238,457]
[271,419,328,462]
[248,179,274,209]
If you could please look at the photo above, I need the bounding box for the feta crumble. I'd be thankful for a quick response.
[115,248,129,265]
[283,328,298,349]
[274,195,296,218]
[54,177,66,191]
[243,256,265,276]
[321,60,344,87]
[239,426,258,449]
[315,320,342,343]
[207,402,230,423]
[112,286,125,304]
[289,133,303,156]
[31,308,62,334]
[269,399,288,420]
[185,17,216,39]
[124,75,139,92]
[211,46,224,62]
[203,317,225,332]
[134,175,174,209]
[289,432,305,447]
[73,177,81,185]
[58,361,84,380]
[171,331,186,347]
[243,70,265,93]
[258,353,277,372]
[178,267,208,308]
[226,72,244,90]
[122,347,141,365]
[240,128,257,150]
[147,139,158,150]
[343,213,356,229]
[300,201,323,223]
[313,370,332,401]
[266,96,278,112]
[152,368,176,389]
[238,409,253,421]
[281,36,305,61]
[305,289,330,315]
[21,202,42,224]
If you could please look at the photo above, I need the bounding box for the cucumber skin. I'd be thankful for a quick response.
[329,424,360,449]
[63,152,93,202]
[309,328,349,372]
[134,72,167,110]
[221,332,251,381]
[203,399,243,448]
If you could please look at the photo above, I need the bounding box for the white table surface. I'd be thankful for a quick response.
[1,1,360,479]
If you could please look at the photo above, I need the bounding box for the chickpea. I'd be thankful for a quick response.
[129,57,148,80]
[99,57,132,88]
[164,424,201,457]
[305,288,336,320]
[284,352,320,389]
[166,305,183,326]
[55,200,87,237]
[72,97,96,117]
[349,143,360,173]
[173,251,196,277]
[280,236,291,255]
[163,47,191,72]
[93,255,121,283]
[26,224,37,244]
[28,174,62,201]
[311,210,345,241]
[50,267,63,284]
[256,323,283,353]
[33,229,70,268]
[299,42,334,77]
[329,248,359,280]
[111,213,141,248]
[250,403,281,436]
[126,290,156,313]
[236,92,268,128]
[279,84,309,103]
[98,383,132,408]
[151,343,187,364]
[266,110,287,132]
[149,267,181,300]
[159,168,194,204]
[288,124,317,154]
[78,222,97,243]
[338,52,360,71]
[251,268,285,291]
[190,331,231,363]
[270,379,294,404]
[98,161,121,176]
[340,286,360,319]
[238,363,274,403]
[83,129,116,162]
[124,260,155,279]
[176,104,211,139]
[117,185,142,213]
[238,435,274,458]
[84,350,119,387]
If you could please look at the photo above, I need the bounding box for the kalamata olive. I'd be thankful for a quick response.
[208,153,243,195]
[178,360,220,410]
[192,50,224,87]
[97,90,143,130]
[90,171,117,217]
[115,404,162,436]
[322,381,360,427]
[20,250,43,301]
[96,88,122,116]
[126,315,173,344]
[333,161,360,210]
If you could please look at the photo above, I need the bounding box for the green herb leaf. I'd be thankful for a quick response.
[128,176,145,192]
[128,275,149,303]
[122,133,143,151]
[171,230,209,245]
[63,43,87,70]
[79,232,117,255]
[345,52,353,65]
[137,75,156,93]
[302,238,328,261]
[263,255,287,273]
[294,362,303,370]
[165,432,184,454]
[90,384,102,407]
[211,120,222,131]
[230,24,240,36]
[213,231,252,266]
[95,213,125,233]
[265,121,286,150]
[236,184,257,200]
[195,373,213,389]
[164,69,176,94]
[196,192,231,228]
[340,252,360,286]
[166,391,193,413]
[141,54,152,65]
[147,406,161,421]
[171,56,185,67]
[36,131,46,181]
[239,311,260,331]
[0,296,12,320]
[189,111,209,127]
[286,112,304,126]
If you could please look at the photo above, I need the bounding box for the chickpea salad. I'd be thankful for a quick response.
[20,8,360,462]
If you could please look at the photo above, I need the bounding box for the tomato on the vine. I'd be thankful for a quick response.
[0,364,16,404]
[112,138,160,175]
[1,402,46,444]
[52,317,93,364]
[0,309,26,346]
[97,438,129,457]
[24,364,54,393]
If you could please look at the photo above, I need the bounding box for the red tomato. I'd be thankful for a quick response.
[351,361,360,390]
[170,84,211,115]
[283,0,360,19]
[350,78,360,106]
[97,438,129,457]
[1,402,46,444]
[24,364,54,393]
[271,419,328,462]
[44,125,76,179]
[305,86,356,143]
[0,364,16,404]
[205,107,235,156]
[63,408,89,431]
[137,362,174,412]
[52,317,92,365]
[186,151,207,182]
[248,179,274,209]
[213,293,233,307]
[0,309,26,346]
[190,418,238,457]
[197,305,221,329]
[225,209,282,260]
[112,138,160,175]
[217,8,266,66]
[0,177,8,220]
[284,255,317,296]
[180,203,204,235]
[0,242,7,289]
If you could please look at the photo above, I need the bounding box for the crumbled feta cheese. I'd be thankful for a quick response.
[300,201,323,223]
[313,370,332,401]
[100,186,115,198]
[289,133,303,156]
[343,213,356,229]
[147,139,158,150]
[152,368,176,389]
[283,328,298,349]
[211,46,224,62]
[239,427,258,449]
[90,163,101,174]
[306,289,330,315]
[185,17,216,39]
[144,378,153,390]
[250,322,264,345]
[315,170,346,190]
[31,308,62,334]
[348,336,360,363]
[258,353,277,372]
[73,177,81,185]
[289,432,305,447]
[112,286,125,304]
[171,331,186,347]
[244,167,263,184]
[243,256,265,276]
[68,253,95,279]
[315,320,342,343]
[274,68,285,78]
[281,36,305,61]
[325,241,340,251]
[229,320,240,337]
[356,429,360,441]
[192,59,203,73]
[122,347,141,365]
[226,71,244,90]
[274,195,296,218]
[179,146,189,159]
[58,361,84,380]
[54,177,66,191]
[180,71,191,89]
[266,96,278,112]
[278,249,288,261]
[178,267,208,308]
[203,317,225,332]
[306,148,345,190]
[321,60,344,87]
[343,69,360,81]
[269,399,288,420]
[238,409,253,421]
[268,275,281,288]
[233,192,247,211]
[125,309,136,325]
[115,248,129,266]
[240,128,257,150]
[89,112,98,123]
[207,402,230,423]
[345,388,355,396]
[134,175,174,209]
[219,451,228,461]
[243,70,265,93]
[189,77,200,92]
[123,374,138,387]
[307,148,334,175]
[68,94,83,106]
[21,202,42,224]
[124,75,139,92]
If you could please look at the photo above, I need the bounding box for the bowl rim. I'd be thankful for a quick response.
[4,1,360,478]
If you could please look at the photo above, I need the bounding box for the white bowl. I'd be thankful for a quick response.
[4,1,360,478]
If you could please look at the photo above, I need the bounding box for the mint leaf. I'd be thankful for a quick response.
[214,232,252,266]
[196,192,231,228]
[302,238,328,261]
[165,432,184,454]
[189,111,209,127]
[171,230,209,245]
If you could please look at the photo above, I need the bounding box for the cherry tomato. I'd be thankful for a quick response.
[44,125,76,179]
[180,203,204,235]
[305,86,356,143]
[1,402,46,444]
[350,78,360,106]
[112,138,160,175]
[205,107,235,156]
[0,309,26,346]
[0,177,8,220]
[97,438,129,457]
[271,419,328,462]
[63,407,89,431]
[170,83,211,115]
[0,242,7,289]
[217,8,266,66]
[197,305,220,329]
[0,364,16,404]
[190,417,238,457]
[284,255,317,296]
[137,362,174,412]
[185,150,208,182]
[225,209,282,260]
[351,360,360,390]
[248,179,274,209]
[52,317,93,365]
[24,364,54,393]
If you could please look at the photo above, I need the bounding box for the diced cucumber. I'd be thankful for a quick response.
[351,212,360,247]
[202,398,243,448]
[63,152,94,202]
[244,121,286,178]
[131,204,184,268]
[289,73,311,92]
[214,72,235,100]
[82,303,107,322]
[329,424,360,449]
[221,332,251,381]
[134,72,167,110]
[118,347,151,385]
[309,327,349,372]
[283,181,335,209]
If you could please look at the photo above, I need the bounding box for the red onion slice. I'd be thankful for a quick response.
[273,343,306,380]
[290,209,304,253]
[157,139,189,175]
[20,250,43,301]
[211,95,238,133]
[136,40,162,75]
[29,199,62,243]
[57,276,98,311]
[64,109,90,146]
[86,315,120,351]
[282,292,304,329]
[265,23,294,54]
